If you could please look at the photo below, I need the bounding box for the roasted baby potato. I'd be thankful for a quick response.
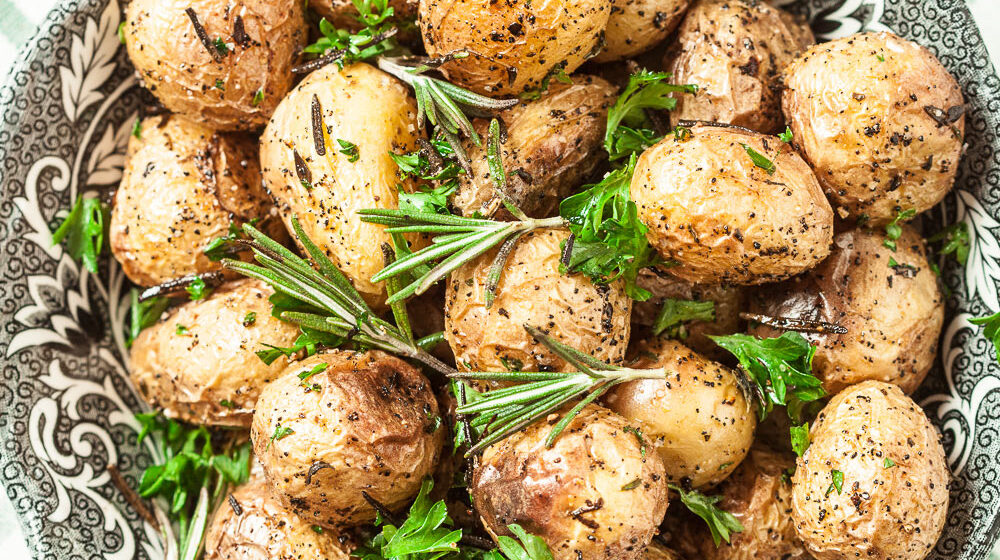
[251,350,443,528]
[471,405,669,560]
[444,228,631,372]
[750,226,943,395]
[591,0,690,63]
[418,0,610,95]
[605,338,756,487]
[130,279,301,427]
[451,76,617,219]
[782,31,964,224]
[666,0,813,133]
[630,123,834,285]
[791,381,949,560]
[260,62,422,308]
[110,114,281,287]
[123,0,306,130]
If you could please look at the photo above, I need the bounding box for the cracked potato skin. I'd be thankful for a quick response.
[781,31,964,224]
[591,0,689,63]
[130,279,301,427]
[444,228,631,373]
[250,350,444,528]
[471,405,669,560]
[123,0,306,130]
[630,124,834,285]
[790,381,949,560]
[418,0,611,95]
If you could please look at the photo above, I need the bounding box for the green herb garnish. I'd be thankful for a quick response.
[740,143,776,174]
[779,126,793,143]
[175,324,190,336]
[928,221,970,265]
[882,209,916,251]
[826,469,844,496]
[604,70,697,161]
[269,425,294,448]
[127,290,170,347]
[186,277,209,300]
[790,422,810,457]
[652,298,715,338]
[51,195,109,275]
[242,311,257,327]
[338,139,360,162]
[884,458,896,468]
[213,37,229,56]
[970,312,1000,364]
[670,485,743,546]
[252,88,265,107]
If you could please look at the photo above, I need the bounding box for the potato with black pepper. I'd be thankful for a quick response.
[591,0,690,63]
[444,228,631,373]
[123,0,306,130]
[791,381,949,560]
[250,350,444,528]
[110,114,283,287]
[605,338,756,488]
[451,75,617,219]
[470,404,669,560]
[749,226,943,395]
[782,31,964,224]
[630,123,834,285]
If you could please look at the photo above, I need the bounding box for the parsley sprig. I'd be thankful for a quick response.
[670,485,743,546]
[300,0,399,71]
[51,195,110,275]
[604,70,697,161]
[652,298,716,338]
[970,312,1000,364]
[929,221,970,265]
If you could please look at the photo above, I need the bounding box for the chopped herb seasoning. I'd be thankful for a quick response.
[779,126,793,143]
[337,139,359,162]
[176,324,190,336]
[883,208,916,251]
[242,311,257,327]
[740,143,776,174]
[826,469,844,496]
[252,88,265,107]
[132,117,142,139]
[219,399,236,409]
[884,458,896,468]
[621,478,642,491]
[213,37,229,57]
[186,276,209,300]
[790,423,810,457]
[117,21,126,45]
[213,79,225,91]
[623,426,646,456]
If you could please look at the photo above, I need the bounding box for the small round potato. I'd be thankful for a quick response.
[791,381,949,560]
[123,0,306,130]
[471,405,669,560]
[251,350,444,528]
[444,228,631,372]
[452,76,617,219]
[666,0,814,133]
[130,279,301,427]
[110,114,282,287]
[630,123,834,285]
[605,338,756,488]
[260,62,422,308]
[591,0,690,63]
[782,32,965,224]
[205,473,352,560]
[749,226,943,395]
[418,0,611,95]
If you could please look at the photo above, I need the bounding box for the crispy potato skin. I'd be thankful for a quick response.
[130,279,301,427]
[123,0,305,130]
[749,226,943,395]
[592,0,689,62]
[445,228,631,372]
[260,63,422,308]
[418,0,610,95]
[110,115,282,287]
[205,473,352,560]
[791,381,949,560]
[605,339,756,488]
[631,124,834,285]
[782,32,964,224]
[471,405,669,560]
[251,350,444,528]
[452,76,617,219]
[666,0,813,133]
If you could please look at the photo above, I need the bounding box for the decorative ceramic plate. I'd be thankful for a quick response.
[1,0,999,558]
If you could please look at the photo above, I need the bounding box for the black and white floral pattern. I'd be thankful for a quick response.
[0,0,998,558]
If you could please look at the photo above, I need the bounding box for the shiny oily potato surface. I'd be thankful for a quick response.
[791,381,949,560]
[782,31,964,224]
[251,350,444,528]
[471,405,668,560]
[445,228,631,373]
[130,279,300,427]
[630,123,834,285]
[605,338,756,488]
[750,226,943,395]
[110,114,281,287]
[260,62,422,308]
[123,0,305,130]
[591,0,689,62]
[418,0,610,95]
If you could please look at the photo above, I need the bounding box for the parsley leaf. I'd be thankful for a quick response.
[779,126,794,143]
[213,37,229,56]
[255,327,344,365]
[302,0,397,69]
[604,70,697,161]
[186,277,210,300]
[298,363,328,391]
[670,485,743,546]
[494,524,556,560]
[882,208,916,251]
[353,478,462,559]
[884,458,896,468]
[740,143,776,174]
[652,299,715,338]
[126,289,169,347]
[51,195,109,275]
[928,221,970,265]
[204,220,257,261]
[269,425,294,448]
[970,312,1000,363]
[790,422,810,457]
[175,324,190,336]
[519,65,571,101]
[338,139,360,162]
[826,469,844,496]
[131,117,142,138]
[252,88,265,107]
[242,311,257,327]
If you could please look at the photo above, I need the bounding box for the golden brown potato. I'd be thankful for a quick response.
[110,114,282,287]
[418,0,611,95]
[260,62,422,308]
[591,0,689,63]
[445,228,631,373]
[451,76,617,219]
[630,123,834,285]
[749,226,943,395]
[666,0,813,133]
[791,381,949,560]
[471,405,669,560]
[782,31,964,224]
[205,472,352,560]
[123,0,306,130]
[130,279,301,427]
[642,542,682,560]
[250,350,444,528]
[605,338,756,488]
